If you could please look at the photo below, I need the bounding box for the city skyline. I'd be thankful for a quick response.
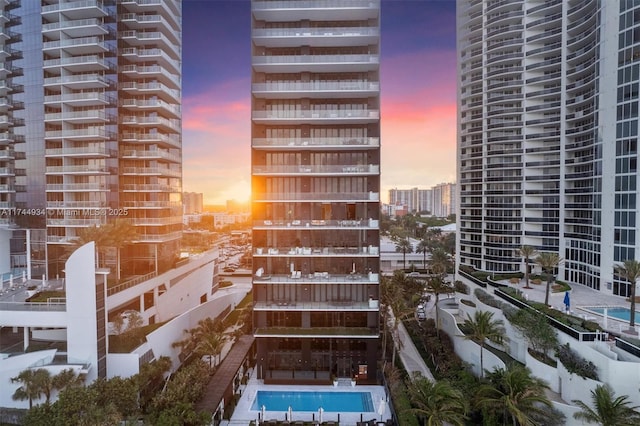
[182,0,457,205]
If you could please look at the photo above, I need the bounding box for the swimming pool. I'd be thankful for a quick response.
[586,306,639,322]
[251,391,374,412]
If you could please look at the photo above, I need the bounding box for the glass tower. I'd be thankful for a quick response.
[251,0,381,384]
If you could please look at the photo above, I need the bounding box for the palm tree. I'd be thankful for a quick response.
[518,245,537,288]
[11,369,49,408]
[196,332,227,370]
[425,275,453,337]
[52,368,86,395]
[406,373,468,426]
[69,224,111,267]
[614,259,640,329]
[535,252,562,306]
[395,237,413,270]
[573,384,640,426]
[429,247,450,278]
[462,311,505,378]
[416,238,430,270]
[475,364,554,426]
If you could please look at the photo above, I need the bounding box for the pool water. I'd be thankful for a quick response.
[587,307,639,321]
[251,391,374,412]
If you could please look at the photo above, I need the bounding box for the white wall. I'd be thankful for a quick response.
[146,289,248,372]
[439,307,505,377]
[65,242,99,381]
[0,350,56,408]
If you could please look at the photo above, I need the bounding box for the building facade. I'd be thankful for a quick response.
[457,0,640,296]
[8,0,183,278]
[183,191,203,215]
[431,182,456,218]
[388,187,431,213]
[251,0,381,384]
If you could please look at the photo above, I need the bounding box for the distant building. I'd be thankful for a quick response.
[389,188,431,213]
[387,183,456,218]
[184,192,204,215]
[431,183,456,218]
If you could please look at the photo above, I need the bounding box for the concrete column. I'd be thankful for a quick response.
[23,327,29,351]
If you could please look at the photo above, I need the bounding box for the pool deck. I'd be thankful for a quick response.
[231,372,391,425]
[498,277,638,334]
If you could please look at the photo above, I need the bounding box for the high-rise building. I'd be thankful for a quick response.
[10,1,182,278]
[251,0,381,384]
[388,187,431,213]
[457,0,639,296]
[431,182,456,218]
[183,191,203,215]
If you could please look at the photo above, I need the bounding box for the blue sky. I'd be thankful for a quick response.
[181,0,457,204]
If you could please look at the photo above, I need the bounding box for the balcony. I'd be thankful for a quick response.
[44,128,110,141]
[45,110,110,124]
[46,183,108,192]
[253,218,379,229]
[253,300,378,311]
[252,136,378,149]
[44,92,112,107]
[252,0,379,22]
[254,245,379,257]
[118,201,181,209]
[120,166,181,177]
[252,108,379,125]
[118,30,180,56]
[120,81,180,102]
[45,165,109,175]
[46,201,105,209]
[120,65,180,88]
[47,217,104,227]
[131,231,182,243]
[119,132,180,147]
[41,0,108,19]
[43,73,109,90]
[252,26,379,48]
[45,146,111,157]
[41,18,108,38]
[252,54,379,73]
[120,184,181,192]
[43,55,111,72]
[120,98,180,117]
[252,164,379,175]
[254,191,379,202]
[127,216,182,225]
[120,149,180,162]
[119,47,180,74]
[120,115,180,133]
[253,326,378,338]
[252,80,379,98]
[42,36,110,55]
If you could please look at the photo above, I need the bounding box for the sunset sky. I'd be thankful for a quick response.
[182,0,457,205]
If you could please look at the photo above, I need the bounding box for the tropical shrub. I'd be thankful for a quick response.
[556,343,599,380]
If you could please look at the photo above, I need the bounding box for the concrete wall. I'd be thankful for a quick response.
[65,243,99,380]
[0,350,56,408]
[439,307,505,377]
[107,249,219,323]
[146,288,248,372]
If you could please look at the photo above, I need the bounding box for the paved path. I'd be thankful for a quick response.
[395,320,434,381]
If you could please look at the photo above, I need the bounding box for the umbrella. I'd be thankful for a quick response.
[288,406,292,422]
[261,405,265,421]
[563,291,570,311]
[319,407,323,423]
[378,398,386,418]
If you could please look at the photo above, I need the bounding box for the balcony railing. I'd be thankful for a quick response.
[252,80,379,93]
[254,300,378,310]
[253,109,379,120]
[46,183,107,191]
[252,164,379,174]
[252,27,379,39]
[252,0,378,10]
[253,219,379,229]
[252,136,378,148]
[252,54,378,66]
[0,301,65,311]
[254,246,379,256]
[254,326,378,337]
[252,272,380,284]
[253,191,379,201]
